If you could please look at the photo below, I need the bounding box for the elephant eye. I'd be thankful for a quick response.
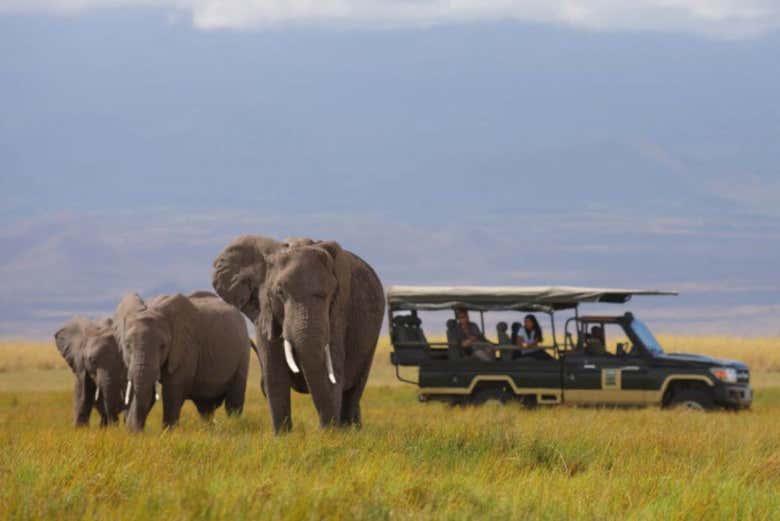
[312,292,327,300]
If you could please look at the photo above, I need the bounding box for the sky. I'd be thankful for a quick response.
[1,1,779,338]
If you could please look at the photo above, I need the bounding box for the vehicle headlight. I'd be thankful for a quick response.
[709,367,737,383]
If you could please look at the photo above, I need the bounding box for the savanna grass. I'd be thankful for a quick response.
[1,336,779,520]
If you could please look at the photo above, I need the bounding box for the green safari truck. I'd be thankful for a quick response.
[388,286,752,411]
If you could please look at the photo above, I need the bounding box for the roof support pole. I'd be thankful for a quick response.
[549,311,557,349]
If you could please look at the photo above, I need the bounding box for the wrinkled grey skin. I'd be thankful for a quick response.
[114,291,251,432]
[54,317,127,427]
[212,235,385,434]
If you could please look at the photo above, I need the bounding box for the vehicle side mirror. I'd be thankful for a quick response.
[616,343,626,356]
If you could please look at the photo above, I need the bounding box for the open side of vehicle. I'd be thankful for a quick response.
[388,286,752,411]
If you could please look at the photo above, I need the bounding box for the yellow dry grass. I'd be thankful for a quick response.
[1,335,779,520]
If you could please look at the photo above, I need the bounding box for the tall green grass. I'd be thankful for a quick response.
[1,337,779,520]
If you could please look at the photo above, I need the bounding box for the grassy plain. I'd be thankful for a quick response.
[1,336,779,520]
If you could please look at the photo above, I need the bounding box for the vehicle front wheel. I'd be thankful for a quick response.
[668,389,715,411]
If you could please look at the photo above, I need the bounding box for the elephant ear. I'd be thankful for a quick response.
[152,293,197,376]
[315,241,352,339]
[54,316,91,373]
[212,236,269,323]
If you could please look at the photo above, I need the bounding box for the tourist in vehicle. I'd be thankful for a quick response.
[453,308,492,361]
[515,314,543,349]
[584,325,607,355]
[509,314,551,360]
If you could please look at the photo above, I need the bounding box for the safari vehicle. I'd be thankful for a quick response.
[388,286,752,411]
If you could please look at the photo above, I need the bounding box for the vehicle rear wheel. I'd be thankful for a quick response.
[668,389,714,411]
[471,388,507,406]
[521,395,537,409]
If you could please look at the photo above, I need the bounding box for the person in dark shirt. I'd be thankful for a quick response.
[453,308,492,361]
[585,325,607,355]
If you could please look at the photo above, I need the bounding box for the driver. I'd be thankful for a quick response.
[453,308,492,361]
[584,325,607,355]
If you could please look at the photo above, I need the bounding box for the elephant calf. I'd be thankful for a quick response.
[54,317,127,427]
[115,291,252,432]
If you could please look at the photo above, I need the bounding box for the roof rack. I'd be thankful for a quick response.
[387,285,677,311]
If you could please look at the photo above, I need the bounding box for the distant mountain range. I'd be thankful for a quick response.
[1,15,778,337]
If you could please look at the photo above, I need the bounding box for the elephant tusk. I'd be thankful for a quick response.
[284,339,301,374]
[124,381,132,406]
[94,388,100,402]
[325,344,337,385]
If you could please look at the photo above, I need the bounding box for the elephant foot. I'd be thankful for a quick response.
[271,415,293,435]
[337,417,361,429]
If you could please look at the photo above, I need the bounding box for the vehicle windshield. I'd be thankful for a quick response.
[630,318,664,355]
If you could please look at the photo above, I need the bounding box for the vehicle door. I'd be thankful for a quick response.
[563,324,652,405]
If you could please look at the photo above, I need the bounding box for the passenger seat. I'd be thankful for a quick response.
[391,315,428,366]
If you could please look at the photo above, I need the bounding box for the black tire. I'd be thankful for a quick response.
[470,388,507,406]
[668,389,715,411]
[521,395,538,409]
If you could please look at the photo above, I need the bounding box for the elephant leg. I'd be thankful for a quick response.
[74,375,96,427]
[224,368,247,417]
[259,337,293,434]
[194,399,218,421]
[339,359,371,427]
[96,402,109,427]
[340,383,366,428]
[161,384,186,429]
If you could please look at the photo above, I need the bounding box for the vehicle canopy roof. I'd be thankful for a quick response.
[386,286,677,312]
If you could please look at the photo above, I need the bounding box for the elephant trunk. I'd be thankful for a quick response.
[95,368,124,425]
[75,373,97,427]
[126,362,158,432]
[282,309,341,427]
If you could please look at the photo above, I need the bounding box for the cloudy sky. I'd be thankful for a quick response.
[1,1,779,337]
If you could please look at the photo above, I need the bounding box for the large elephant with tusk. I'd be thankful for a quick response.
[54,316,127,427]
[113,291,253,432]
[212,235,385,433]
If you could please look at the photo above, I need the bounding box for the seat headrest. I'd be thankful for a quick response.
[496,321,508,332]
[409,316,422,327]
[446,319,457,329]
[393,315,408,326]
[511,321,521,333]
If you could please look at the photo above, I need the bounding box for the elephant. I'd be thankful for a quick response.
[114,291,252,432]
[212,235,385,433]
[54,316,127,427]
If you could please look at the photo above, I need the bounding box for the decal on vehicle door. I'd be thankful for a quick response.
[601,368,621,390]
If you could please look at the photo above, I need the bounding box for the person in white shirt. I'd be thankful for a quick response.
[514,314,543,349]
